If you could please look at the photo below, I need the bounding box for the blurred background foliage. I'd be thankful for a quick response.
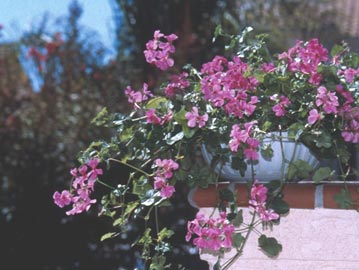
[0,0,356,269]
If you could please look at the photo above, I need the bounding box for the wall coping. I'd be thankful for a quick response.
[188,181,359,209]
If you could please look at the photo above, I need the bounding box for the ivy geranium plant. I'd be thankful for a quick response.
[53,27,359,269]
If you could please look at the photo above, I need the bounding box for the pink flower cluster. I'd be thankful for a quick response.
[153,158,179,198]
[336,85,359,142]
[279,39,328,85]
[308,85,339,125]
[165,72,190,98]
[144,30,178,71]
[186,212,235,252]
[339,68,359,83]
[270,95,291,117]
[185,106,208,128]
[306,84,359,143]
[53,158,103,215]
[229,121,260,160]
[146,108,173,125]
[249,181,279,222]
[200,56,259,118]
[315,86,339,114]
[125,83,153,107]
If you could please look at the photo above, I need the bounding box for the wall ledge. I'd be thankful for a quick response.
[188,181,359,209]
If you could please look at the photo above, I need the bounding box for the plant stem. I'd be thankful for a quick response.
[109,158,151,177]
[96,179,116,190]
[155,206,159,235]
[221,213,257,270]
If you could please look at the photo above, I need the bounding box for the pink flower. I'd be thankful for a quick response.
[229,121,257,155]
[261,62,276,72]
[87,158,103,181]
[185,107,208,128]
[125,83,153,107]
[145,109,173,125]
[154,158,179,179]
[249,181,279,222]
[54,158,102,215]
[186,212,235,252]
[244,138,260,160]
[53,190,73,208]
[343,68,358,83]
[308,109,322,125]
[165,72,190,98]
[153,177,175,198]
[250,181,268,204]
[200,56,258,119]
[315,86,339,114]
[65,196,97,215]
[146,109,162,124]
[144,30,178,71]
[257,208,280,222]
[271,95,291,117]
[160,185,175,198]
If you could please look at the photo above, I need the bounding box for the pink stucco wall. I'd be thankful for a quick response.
[199,207,359,270]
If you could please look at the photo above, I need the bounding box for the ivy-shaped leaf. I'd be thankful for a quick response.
[258,235,282,257]
[287,159,313,180]
[312,167,333,183]
[158,228,174,242]
[100,232,118,241]
[232,233,245,248]
[334,188,353,209]
[149,255,167,270]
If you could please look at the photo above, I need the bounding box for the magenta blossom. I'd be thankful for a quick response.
[53,190,73,208]
[165,72,190,98]
[186,211,235,252]
[53,158,103,215]
[125,83,153,107]
[315,86,339,114]
[154,158,179,179]
[249,181,279,222]
[144,30,178,70]
[146,108,173,125]
[153,176,176,198]
[270,95,291,117]
[185,107,209,128]
[308,109,322,125]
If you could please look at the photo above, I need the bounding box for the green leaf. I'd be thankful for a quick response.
[174,107,196,138]
[330,44,344,57]
[336,147,351,165]
[232,233,245,248]
[312,167,333,183]
[213,260,221,270]
[260,144,274,161]
[269,197,289,215]
[100,232,118,241]
[314,132,332,149]
[91,107,109,126]
[232,210,243,227]
[113,217,126,227]
[212,24,223,42]
[334,188,353,209]
[150,255,166,270]
[158,228,174,242]
[258,235,282,257]
[219,188,234,202]
[146,97,168,109]
[287,159,313,180]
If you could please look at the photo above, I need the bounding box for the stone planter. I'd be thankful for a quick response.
[201,132,319,182]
